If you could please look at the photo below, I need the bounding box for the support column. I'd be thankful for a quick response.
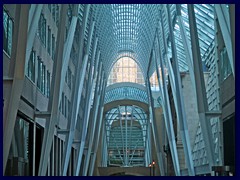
[74,21,96,176]
[188,4,215,170]
[146,76,165,176]
[61,5,92,175]
[215,4,234,77]
[24,4,44,74]
[3,5,30,174]
[117,105,126,166]
[89,78,107,176]
[165,4,195,176]
[38,5,68,176]
[176,4,196,97]
[158,9,181,176]
[82,59,102,176]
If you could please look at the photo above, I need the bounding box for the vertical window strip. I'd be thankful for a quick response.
[3,9,13,56]
[37,57,41,89]
[68,67,72,89]
[37,57,46,95]
[47,26,51,55]
[47,71,50,98]
[62,93,64,114]
[56,5,60,27]
[52,35,55,60]
[41,63,46,94]
[27,50,36,82]
[68,100,71,120]
[220,47,232,82]
[43,18,46,47]
[65,96,67,118]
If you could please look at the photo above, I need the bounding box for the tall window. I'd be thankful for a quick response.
[51,4,59,26]
[37,57,45,94]
[68,100,71,119]
[27,50,36,82]
[48,4,51,12]
[52,35,55,60]
[37,57,41,89]
[3,9,13,56]
[56,5,60,26]
[65,96,67,118]
[46,71,50,98]
[67,4,73,27]
[107,57,145,86]
[38,14,46,47]
[67,67,72,89]
[220,47,232,82]
[47,26,51,55]
[61,93,64,115]
[42,65,46,94]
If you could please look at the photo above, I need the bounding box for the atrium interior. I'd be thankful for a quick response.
[3,4,235,176]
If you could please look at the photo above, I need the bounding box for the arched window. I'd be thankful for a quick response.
[107,57,145,86]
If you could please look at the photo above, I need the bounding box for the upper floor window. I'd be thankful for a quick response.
[107,56,145,86]
[220,47,232,82]
[51,4,60,27]
[46,71,51,98]
[52,35,55,60]
[37,57,46,94]
[47,26,51,55]
[38,14,46,47]
[67,67,72,89]
[3,9,13,56]
[27,50,36,82]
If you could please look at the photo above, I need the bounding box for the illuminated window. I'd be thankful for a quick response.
[149,67,168,91]
[3,8,13,56]
[37,57,46,94]
[27,50,36,82]
[107,57,144,86]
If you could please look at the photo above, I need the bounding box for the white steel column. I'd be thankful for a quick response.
[61,5,91,176]
[38,5,68,176]
[82,58,102,176]
[74,20,96,176]
[188,4,215,170]
[146,76,165,176]
[102,128,108,167]
[3,5,30,173]
[159,9,181,176]
[89,77,107,175]
[165,4,195,176]
[176,4,196,97]
[117,105,126,166]
[215,4,234,77]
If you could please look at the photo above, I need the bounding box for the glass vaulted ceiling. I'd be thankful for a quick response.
[92,4,215,79]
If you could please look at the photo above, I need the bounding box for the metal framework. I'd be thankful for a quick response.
[3,3,235,176]
[104,105,148,167]
[104,82,148,104]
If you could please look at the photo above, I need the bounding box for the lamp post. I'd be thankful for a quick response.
[152,160,155,176]
[149,163,152,176]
